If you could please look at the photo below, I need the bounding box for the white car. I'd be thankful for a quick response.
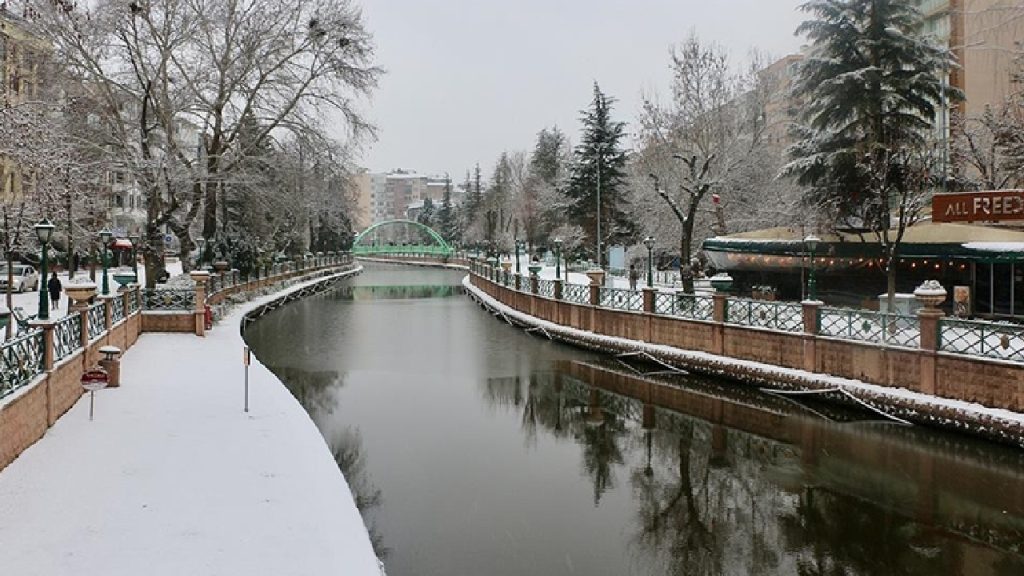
[0,264,40,292]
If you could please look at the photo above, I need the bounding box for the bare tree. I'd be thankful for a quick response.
[637,36,772,292]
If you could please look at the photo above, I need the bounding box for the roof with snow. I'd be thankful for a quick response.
[703,222,1024,261]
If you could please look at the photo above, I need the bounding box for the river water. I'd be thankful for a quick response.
[244,265,1024,576]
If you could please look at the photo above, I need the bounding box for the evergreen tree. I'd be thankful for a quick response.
[531,127,566,186]
[435,173,458,243]
[564,83,636,266]
[785,0,958,303]
[417,197,435,228]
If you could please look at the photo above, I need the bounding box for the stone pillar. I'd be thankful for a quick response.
[514,274,522,292]
[190,270,210,337]
[554,279,563,300]
[711,293,727,355]
[530,275,539,295]
[589,283,601,306]
[642,287,655,314]
[802,300,821,373]
[917,308,943,395]
[78,308,89,349]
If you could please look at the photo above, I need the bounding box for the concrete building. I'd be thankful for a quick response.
[0,5,47,201]
[352,170,452,230]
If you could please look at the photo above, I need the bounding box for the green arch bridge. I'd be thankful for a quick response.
[351,219,454,257]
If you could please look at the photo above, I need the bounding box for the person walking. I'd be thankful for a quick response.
[47,272,62,311]
[628,264,639,290]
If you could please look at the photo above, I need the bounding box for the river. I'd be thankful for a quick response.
[244,264,1024,576]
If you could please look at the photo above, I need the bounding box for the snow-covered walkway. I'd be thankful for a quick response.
[0,269,380,575]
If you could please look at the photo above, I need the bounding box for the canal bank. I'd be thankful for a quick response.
[0,267,381,576]
[246,264,1024,575]
[464,276,1024,448]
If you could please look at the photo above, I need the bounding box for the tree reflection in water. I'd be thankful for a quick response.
[485,360,1024,575]
[328,426,388,560]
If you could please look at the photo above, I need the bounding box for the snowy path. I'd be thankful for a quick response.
[0,268,380,576]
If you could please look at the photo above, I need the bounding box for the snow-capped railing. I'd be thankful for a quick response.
[87,302,107,341]
[819,307,921,349]
[600,287,643,312]
[142,289,196,311]
[654,292,714,321]
[0,329,45,400]
[52,314,82,362]
[939,317,1024,362]
[727,298,804,333]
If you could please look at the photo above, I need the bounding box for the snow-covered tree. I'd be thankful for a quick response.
[637,36,774,292]
[563,83,636,266]
[784,0,959,304]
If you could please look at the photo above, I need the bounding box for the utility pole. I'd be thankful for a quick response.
[595,144,603,269]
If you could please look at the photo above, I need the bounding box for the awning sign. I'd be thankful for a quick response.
[933,190,1024,223]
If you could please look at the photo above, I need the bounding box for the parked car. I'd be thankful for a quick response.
[0,264,40,292]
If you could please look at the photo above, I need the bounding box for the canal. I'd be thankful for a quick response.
[244,264,1024,575]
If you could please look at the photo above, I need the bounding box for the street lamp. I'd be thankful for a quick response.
[34,219,55,321]
[129,233,140,281]
[514,239,523,275]
[99,228,113,296]
[643,236,655,288]
[554,237,563,280]
[804,235,820,301]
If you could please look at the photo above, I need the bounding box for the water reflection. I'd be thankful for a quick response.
[247,266,1024,576]
[485,361,1024,575]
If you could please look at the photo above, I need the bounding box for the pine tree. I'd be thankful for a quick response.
[435,173,458,243]
[417,197,435,228]
[564,83,636,266]
[785,0,959,303]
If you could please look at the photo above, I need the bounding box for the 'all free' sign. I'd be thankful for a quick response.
[933,190,1024,223]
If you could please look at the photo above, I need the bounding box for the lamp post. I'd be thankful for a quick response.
[804,235,820,301]
[643,236,655,289]
[35,219,55,321]
[99,228,113,296]
[515,239,523,275]
[129,233,140,281]
[554,237,563,280]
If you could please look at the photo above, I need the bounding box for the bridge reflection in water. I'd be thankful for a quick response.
[246,266,1024,576]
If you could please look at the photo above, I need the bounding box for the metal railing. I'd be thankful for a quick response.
[939,317,1024,362]
[0,329,44,400]
[819,307,920,348]
[599,287,643,312]
[654,292,714,322]
[536,279,556,298]
[562,283,590,304]
[126,289,140,314]
[53,314,83,362]
[726,298,804,333]
[143,289,196,311]
[111,294,126,323]
[87,302,106,340]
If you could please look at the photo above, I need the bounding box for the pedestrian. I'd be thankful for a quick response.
[47,272,62,310]
[629,263,639,290]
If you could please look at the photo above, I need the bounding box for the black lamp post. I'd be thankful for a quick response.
[99,228,113,296]
[129,233,140,281]
[35,219,55,321]
[554,237,563,280]
[805,235,820,301]
[515,240,525,275]
[643,236,655,288]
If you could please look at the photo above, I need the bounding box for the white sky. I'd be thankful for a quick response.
[356,0,806,177]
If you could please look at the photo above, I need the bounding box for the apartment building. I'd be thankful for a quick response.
[0,5,47,201]
[352,170,453,230]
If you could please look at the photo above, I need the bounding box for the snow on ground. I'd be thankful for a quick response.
[0,268,381,576]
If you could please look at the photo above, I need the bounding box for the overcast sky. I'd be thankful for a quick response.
[356,0,807,178]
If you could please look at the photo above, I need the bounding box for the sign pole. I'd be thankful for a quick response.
[243,346,251,413]
[80,368,109,422]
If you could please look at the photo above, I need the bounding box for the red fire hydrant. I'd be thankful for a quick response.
[204,305,213,330]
